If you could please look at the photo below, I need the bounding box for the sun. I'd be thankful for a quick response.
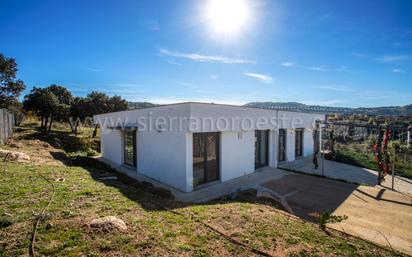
[205,0,250,36]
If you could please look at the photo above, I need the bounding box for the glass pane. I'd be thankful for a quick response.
[295,129,303,157]
[193,134,205,186]
[260,130,268,165]
[193,133,219,187]
[279,129,286,161]
[206,135,218,182]
[255,130,268,169]
[124,130,135,166]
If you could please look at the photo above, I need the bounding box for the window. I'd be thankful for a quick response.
[193,133,220,187]
[124,130,136,167]
[278,129,286,162]
[255,130,269,169]
[295,128,304,158]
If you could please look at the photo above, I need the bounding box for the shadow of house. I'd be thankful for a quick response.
[15,126,99,153]
[50,152,286,213]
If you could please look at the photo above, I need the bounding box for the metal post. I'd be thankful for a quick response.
[320,124,325,176]
[391,160,395,191]
[408,126,411,147]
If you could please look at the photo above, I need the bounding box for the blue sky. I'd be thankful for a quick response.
[1,0,411,107]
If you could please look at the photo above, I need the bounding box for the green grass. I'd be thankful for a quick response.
[0,160,404,257]
[0,125,406,256]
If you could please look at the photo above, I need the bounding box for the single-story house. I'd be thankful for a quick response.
[94,102,325,192]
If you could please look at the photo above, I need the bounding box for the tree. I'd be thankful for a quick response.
[23,85,73,130]
[0,53,26,109]
[69,92,128,136]
[23,87,59,129]
[69,97,88,134]
[44,85,72,126]
[46,84,73,105]
[108,95,128,112]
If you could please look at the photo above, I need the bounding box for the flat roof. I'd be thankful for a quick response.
[96,101,325,116]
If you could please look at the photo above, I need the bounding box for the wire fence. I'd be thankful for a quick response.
[322,122,412,180]
[0,109,14,145]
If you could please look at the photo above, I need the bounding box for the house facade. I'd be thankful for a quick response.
[94,102,325,192]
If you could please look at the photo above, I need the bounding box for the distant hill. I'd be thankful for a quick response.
[128,102,159,109]
[244,102,412,116]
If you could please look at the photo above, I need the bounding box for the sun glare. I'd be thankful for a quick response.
[205,0,250,36]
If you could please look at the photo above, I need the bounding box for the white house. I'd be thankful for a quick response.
[94,102,325,192]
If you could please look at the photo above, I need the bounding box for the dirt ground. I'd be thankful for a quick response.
[262,173,412,255]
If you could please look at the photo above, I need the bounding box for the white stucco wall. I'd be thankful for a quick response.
[101,129,123,164]
[220,131,255,182]
[95,102,325,192]
[137,131,189,192]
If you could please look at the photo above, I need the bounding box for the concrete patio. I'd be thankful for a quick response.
[279,156,412,196]
[262,172,412,256]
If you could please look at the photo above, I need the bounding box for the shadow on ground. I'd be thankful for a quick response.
[15,126,99,153]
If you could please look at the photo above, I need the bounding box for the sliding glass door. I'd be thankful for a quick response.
[255,130,269,169]
[278,129,286,162]
[124,130,137,167]
[295,129,304,158]
[193,133,220,187]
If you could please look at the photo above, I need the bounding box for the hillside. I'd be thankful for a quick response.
[0,124,403,256]
[245,102,412,116]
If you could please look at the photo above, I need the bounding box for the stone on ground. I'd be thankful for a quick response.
[0,149,30,162]
[89,216,127,231]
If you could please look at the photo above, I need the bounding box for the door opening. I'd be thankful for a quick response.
[278,129,286,162]
[255,130,269,169]
[124,130,137,167]
[193,132,220,187]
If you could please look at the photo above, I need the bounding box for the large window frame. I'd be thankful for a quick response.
[278,129,286,162]
[123,129,137,167]
[295,128,304,158]
[192,132,220,188]
[255,130,269,169]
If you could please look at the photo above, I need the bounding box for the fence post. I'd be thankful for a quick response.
[391,151,395,191]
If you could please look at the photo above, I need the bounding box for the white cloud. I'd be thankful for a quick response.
[159,48,256,64]
[318,85,350,92]
[393,68,406,73]
[281,62,293,67]
[244,72,273,84]
[375,55,410,63]
[305,65,328,72]
[167,60,182,66]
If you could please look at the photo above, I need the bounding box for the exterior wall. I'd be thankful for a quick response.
[137,131,189,192]
[101,129,123,164]
[95,102,326,192]
[286,129,296,162]
[304,129,314,157]
[220,131,255,182]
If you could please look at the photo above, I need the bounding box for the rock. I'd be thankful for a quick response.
[0,149,30,162]
[89,216,127,232]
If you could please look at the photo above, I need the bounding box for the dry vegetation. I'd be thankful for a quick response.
[0,124,405,256]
